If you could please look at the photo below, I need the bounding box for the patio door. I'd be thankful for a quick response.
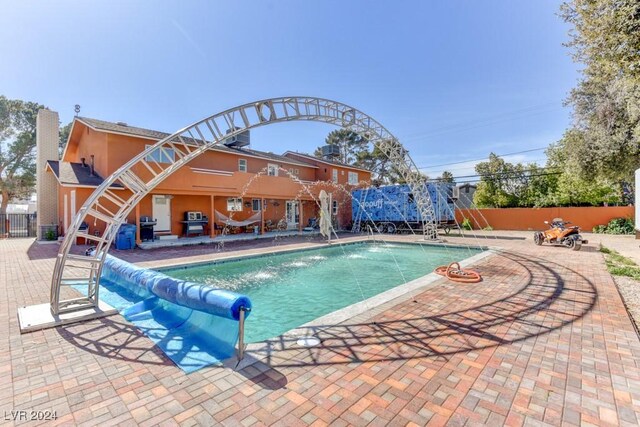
[153,195,172,232]
[285,201,299,229]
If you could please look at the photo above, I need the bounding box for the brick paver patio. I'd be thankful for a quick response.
[1,234,639,426]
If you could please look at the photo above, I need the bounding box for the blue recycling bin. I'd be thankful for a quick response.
[115,224,136,250]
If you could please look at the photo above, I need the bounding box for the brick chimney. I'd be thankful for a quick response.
[36,109,59,240]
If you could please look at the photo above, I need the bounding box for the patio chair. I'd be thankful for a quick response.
[265,220,276,231]
[304,217,319,231]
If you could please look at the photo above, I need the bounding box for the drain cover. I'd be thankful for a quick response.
[297,336,321,347]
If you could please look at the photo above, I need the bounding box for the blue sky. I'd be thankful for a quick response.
[0,0,578,180]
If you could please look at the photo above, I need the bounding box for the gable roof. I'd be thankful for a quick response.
[282,151,372,173]
[46,161,123,188]
[73,117,314,168]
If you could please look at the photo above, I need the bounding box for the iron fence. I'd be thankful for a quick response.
[0,213,38,238]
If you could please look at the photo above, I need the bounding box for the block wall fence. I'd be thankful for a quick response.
[455,206,634,231]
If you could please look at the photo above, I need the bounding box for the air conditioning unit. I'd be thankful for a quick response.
[452,186,460,200]
[321,145,340,158]
[223,128,250,148]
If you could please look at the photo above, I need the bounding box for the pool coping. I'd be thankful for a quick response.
[230,247,497,371]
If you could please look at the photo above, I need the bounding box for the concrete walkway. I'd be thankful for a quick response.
[1,234,639,426]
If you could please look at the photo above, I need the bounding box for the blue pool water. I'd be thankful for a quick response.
[163,242,480,343]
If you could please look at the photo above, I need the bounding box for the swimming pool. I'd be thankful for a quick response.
[163,242,481,343]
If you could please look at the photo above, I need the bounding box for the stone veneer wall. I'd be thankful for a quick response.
[36,109,59,240]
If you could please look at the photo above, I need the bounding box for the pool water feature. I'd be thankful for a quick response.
[163,242,481,343]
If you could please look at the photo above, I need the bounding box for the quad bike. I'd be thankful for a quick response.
[533,218,588,251]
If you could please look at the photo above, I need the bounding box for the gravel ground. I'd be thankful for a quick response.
[613,275,640,333]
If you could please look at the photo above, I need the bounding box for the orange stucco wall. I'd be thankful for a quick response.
[455,206,635,231]
[56,120,372,239]
[104,132,319,185]
[284,152,371,186]
[63,125,109,174]
[57,186,131,237]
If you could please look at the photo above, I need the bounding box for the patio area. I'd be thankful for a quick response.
[1,232,640,426]
[136,230,320,250]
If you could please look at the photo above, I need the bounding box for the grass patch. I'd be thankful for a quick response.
[600,245,640,280]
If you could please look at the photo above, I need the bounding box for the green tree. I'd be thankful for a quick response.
[59,122,72,157]
[538,140,621,206]
[314,130,405,185]
[314,129,369,165]
[0,96,45,214]
[558,0,640,183]
[519,163,557,207]
[473,153,527,207]
[439,170,455,183]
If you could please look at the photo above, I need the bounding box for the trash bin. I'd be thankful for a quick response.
[115,224,136,250]
[253,225,259,235]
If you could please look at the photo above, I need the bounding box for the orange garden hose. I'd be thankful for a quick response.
[434,262,482,283]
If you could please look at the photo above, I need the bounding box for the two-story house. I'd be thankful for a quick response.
[37,111,371,245]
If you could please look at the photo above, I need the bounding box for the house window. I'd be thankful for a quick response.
[332,169,338,183]
[332,200,338,215]
[267,163,278,176]
[252,199,262,211]
[238,159,247,172]
[348,171,358,185]
[227,197,243,212]
[294,169,299,175]
[145,144,175,164]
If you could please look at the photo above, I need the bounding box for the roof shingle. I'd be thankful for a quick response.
[46,161,123,188]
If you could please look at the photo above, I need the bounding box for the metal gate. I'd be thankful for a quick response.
[0,213,38,238]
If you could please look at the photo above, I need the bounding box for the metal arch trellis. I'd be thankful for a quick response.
[50,96,439,315]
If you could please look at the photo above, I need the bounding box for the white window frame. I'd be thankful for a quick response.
[145,144,175,164]
[332,168,338,183]
[252,199,262,212]
[267,163,278,176]
[332,200,338,215]
[348,171,358,185]
[238,158,247,172]
[227,197,243,212]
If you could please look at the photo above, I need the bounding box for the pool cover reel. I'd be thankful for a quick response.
[101,254,252,320]
[89,254,253,372]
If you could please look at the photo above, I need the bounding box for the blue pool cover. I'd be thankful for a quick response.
[75,254,252,373]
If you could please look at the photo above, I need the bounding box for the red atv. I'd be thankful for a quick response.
[534,218,587,251]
